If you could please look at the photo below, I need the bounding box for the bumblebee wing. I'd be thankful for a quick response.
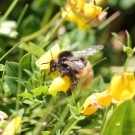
[72,45,104,58]
[64,61,84,72]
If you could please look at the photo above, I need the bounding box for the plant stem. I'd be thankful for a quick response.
[98,11,121,30]
[52,106,69,134]
[21,12,61,42]
[1,0,19,22]
[100,107,109,134]
[62,119,79,135]
[41,0,54,26]
[15,49,23,114]
[124,56,131,72]
[40,16,65,48]
[0,42,21,62]
[33,99,54,135]
[0,65,6,94]
[16,4,28,27]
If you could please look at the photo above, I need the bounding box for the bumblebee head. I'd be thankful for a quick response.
[58,51,73,62]
[50,60,56,71]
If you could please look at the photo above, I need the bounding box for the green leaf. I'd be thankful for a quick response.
[112,32,126,47]
[19,92,33,98]
[5,62,19,94]
[20,86,47,98]
[42,131,51,135]
[16,80,33,91]
[123,47,134,56]
[4,76,18,95]
[58,35,70,51]
[126,31,132,48]
[20,53,38,72]
[6,62,19,77]
[108,0,135,10]
[31,86,48,96]
[20,42,45,57]
[101,100,135,135]
[0,64,5,71]
[89,76,105,92]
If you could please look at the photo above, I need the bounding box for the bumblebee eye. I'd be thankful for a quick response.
[52,63,56,67]
[50,61,56,71]
[61,57,67,61]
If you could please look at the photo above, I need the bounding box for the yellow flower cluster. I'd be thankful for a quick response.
[62,0,107,30]
[36,44,72,96]
[82,72,135,115]
[2,116,22,135]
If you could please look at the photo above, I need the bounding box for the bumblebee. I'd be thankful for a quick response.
[49,45,104,89]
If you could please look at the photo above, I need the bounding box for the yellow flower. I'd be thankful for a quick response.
[48,75,72,96]
[36,43,61,70]
[62,0,105,30]
[81,91,112,115]
[82,72,135,115]
[76,16,91,30]
[62,6,90,30]
[84,3,102,20]
[81,95,99,115]
[89,11,107,27]
[109,72,135,102]
[36,43,72,96]
[2,116,22,135]
[68,0,85,12]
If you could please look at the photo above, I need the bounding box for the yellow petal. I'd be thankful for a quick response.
[48,76,72,96]
[36,43,61,70]
[84,4,102,19]
[76,17,91,30]
[75,0,85,12]
[96,91,112,106]
[68,0,85,12]
[81,95,99,115]
[62,3,90,30]
[90,11,107,27]
[82,91,112,115]
[63,10,77,22]
[82,95,95,108]
[110,73,135,101]
[2,116,22,135]
[81,105,98,115]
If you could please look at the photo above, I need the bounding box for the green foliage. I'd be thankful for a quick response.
[0,0,135,135]
[101,100,135,135]
[108,0,135,10]
[20,42,45,58]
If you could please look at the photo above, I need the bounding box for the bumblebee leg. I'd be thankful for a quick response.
[61,67,71,77]
[70,74,78,89]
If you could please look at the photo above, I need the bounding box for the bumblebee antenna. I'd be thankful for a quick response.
[92,57,107,67]
[41,62,50,65]
[41,48,54,65]
[50,48,53,60]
